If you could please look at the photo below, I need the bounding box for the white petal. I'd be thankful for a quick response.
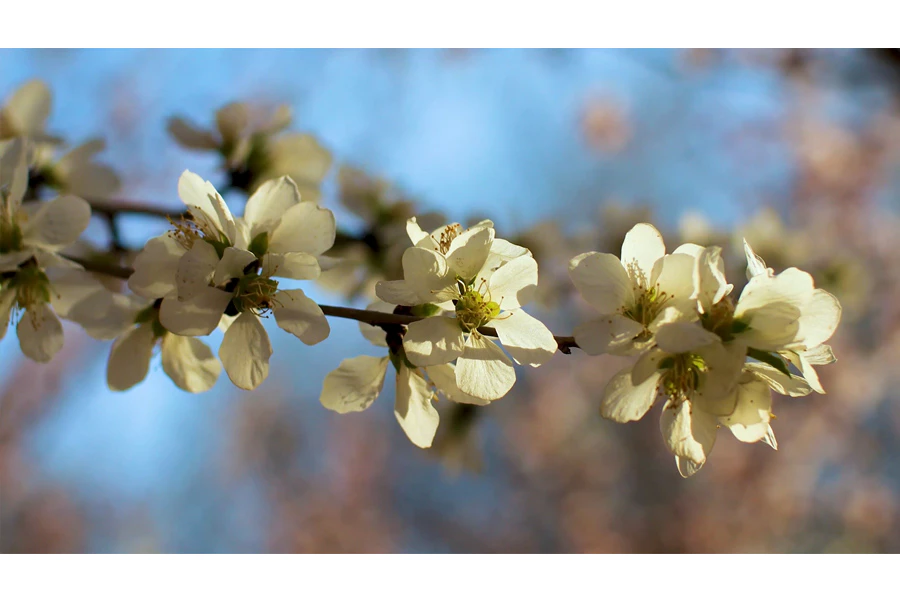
[601,365,661,423]
[44,267,109,318]
[650,253,696,311]
[568,251,634,314]
[424,363,488,406]
[693,246,732,312]
[455,335,516,401]
[58,163,121,199]
[446,223,494,280]
[620,223,665,278]
[676,456,705,478]
[128,233,186,299]
[161,334,221,393]
[796,289,841,349]
[359,301,394,348]
[261,252,320,281]
[320,355,389,413]
[573,314,645,356]
[175,241,220,301]
[106,323,155,391]
[719,373,774,444]
[403,316,465,366]
[655,322,721,354]
[273,289,330,345]
[401,247,457,304]
[266,133,333,185]
[394,365,440,448]
[694,341,747,406]
[5,80,51,135]
[736,267,813,315]
[177,170,235,242]
[492,309,557,366]
[268,200,336,256]
[659,398,718,466]
[632,347,669,386]
[406,217,432,247]
[744,361,812,397]
[17,303,64,363]
[159,288,232,336]
[374,279,422,306]
[166,117,218,150]
[243,176,302,235]
[219,312,272,390]
[21,195,91,250]
[743,238,772,279]
[487,255,538,310]
[212,246,257,287]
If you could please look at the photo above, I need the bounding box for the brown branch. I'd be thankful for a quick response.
[65,256,580,354]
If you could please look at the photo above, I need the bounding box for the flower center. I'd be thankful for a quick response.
[659,352,709,403]
[701,296,737,340]
[455,287,500,333]
[621,282,669,329]
[169,211,230,255]
[229,273,279,316]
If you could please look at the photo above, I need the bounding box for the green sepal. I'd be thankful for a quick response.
[731,320,750,334]
[747,347,792,377]
[248,231,269,259]
[411,303,440,318]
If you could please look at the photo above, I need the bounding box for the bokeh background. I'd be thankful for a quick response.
[2,48,900,553]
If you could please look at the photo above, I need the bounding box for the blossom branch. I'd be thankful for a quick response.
[65,255,580,354]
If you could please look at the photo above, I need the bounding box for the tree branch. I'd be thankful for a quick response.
[65,255,581,354]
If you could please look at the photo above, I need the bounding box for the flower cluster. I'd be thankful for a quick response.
[569,223,842,477]
[0,78,846,480]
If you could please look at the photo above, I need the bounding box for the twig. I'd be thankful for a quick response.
[65,256,580,354]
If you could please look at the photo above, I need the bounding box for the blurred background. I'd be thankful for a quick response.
[2,48,900,553]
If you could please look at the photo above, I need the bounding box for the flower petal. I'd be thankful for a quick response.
[620,223,665,278]
[568,251,634,314]
[446,223,494,281]
[17,303,64,363]
[492,309,557,366]
[5,79,51,136]
[374,279,422,306]
[212,246,257,288]
[743,238,772,279]
[268,201,336,256]
[744,361,812,397]
[403,316,465,366]
[573,314,645,356]
[21,195,91,250]
[219,312,272,390]
[177,170,236,243]
[261,252,320,281]
[358,301,394,348]
[395,365,440,448]
[159,288,232,336]
[266,133,333,185]
[161,333,221,393]
[106,323,155,391]
[320,355,389,413]
[601,365,661,423]
[655,322,721,354]
[401,247,456,304]
[0,287,16,340]
[166,116,218,150]
[455,335,515,401]
[243,176,302,235]
[719,372,774,444]
[424,363,488,406]
[659,398,718,467]
[128,233,186,299]
[273,289,330,345]
[487,255,538,311]
[175,241,220,301]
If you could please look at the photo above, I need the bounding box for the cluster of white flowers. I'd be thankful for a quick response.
[0,79,845,478]
[319,219,557,446]
[569,223,842,477]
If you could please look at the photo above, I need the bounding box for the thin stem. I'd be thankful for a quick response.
[66,256,580,354]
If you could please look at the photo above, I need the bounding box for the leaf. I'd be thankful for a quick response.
[747,347,792,378]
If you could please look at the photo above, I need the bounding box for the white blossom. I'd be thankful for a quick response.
[568,223,696,356]
[375,219,557,401]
